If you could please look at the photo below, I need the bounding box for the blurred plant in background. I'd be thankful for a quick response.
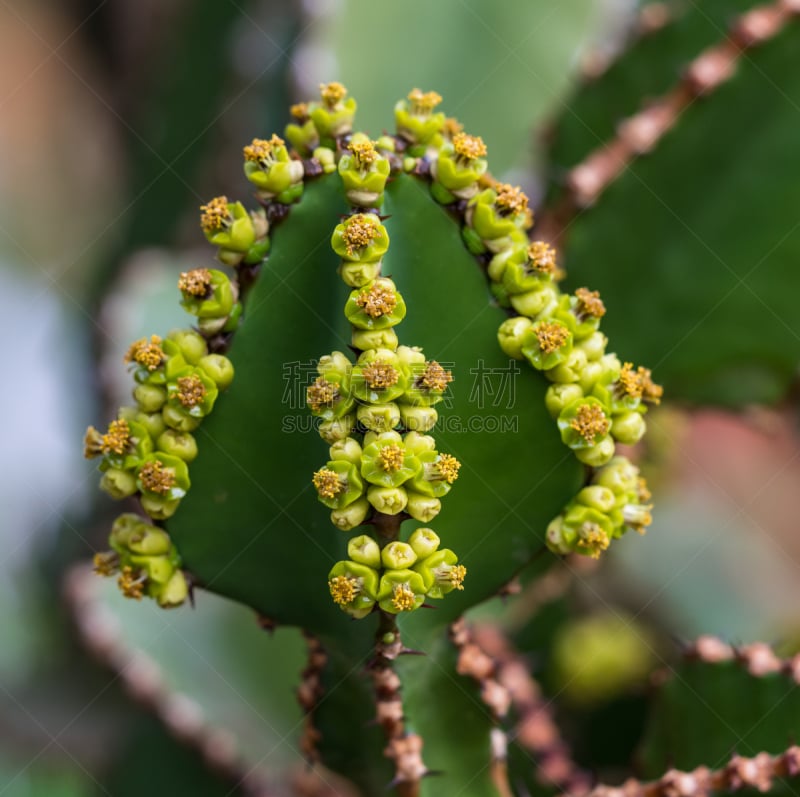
[3,0,800,795]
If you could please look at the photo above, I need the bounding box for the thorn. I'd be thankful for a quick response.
[420,603,439,610]
[399,647,426,657]
[257,614,277,634]
[378,213,393,221]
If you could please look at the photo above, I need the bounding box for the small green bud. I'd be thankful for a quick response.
[135,411,167,440]
[360,439,420,488]
[329,437,363,464]
[134,383,167,413]
[345,278,406,330]
[338,136,391,207]
[383,631,397,645]
[402,431,436,455]
[352,327,399,351]
[127,525,172,556]
[546,348,588,384]
[576,485,616,513]
[377,569,427,614]
[363,430,403,447]
[366,485,408,515]
[545,515,572,556]
[156,570,189,608]
[313,460,364,510]
[381,541,418,570]
[340,260,382,288]
[328,559,379,619]
[413,548,466,598]
[348,535,381,568]
[522,320,573,371]
[140,494,181,520]
[578,360,609,394]
[156,429,198,462]
[197,354,234,390]
[319,415,355,443]
[497,316,533,360]
[398,405,438,432]
[313,146,336,172]
[575,436,616,467]
[578,331,608,362]
[408,527,440,558]
[545,383,584,419]
[109,513,148,550]
[167,329,208,364]
[405,491,441,522]
[395,345,426,368]
[611,411,647,445]
[558,397,611,451]
[100,468,138,500]
[357,403,400,432]
[161,404,202,433]
[594,456,640,495]
[331,497,371,531]
[510,285,558,318]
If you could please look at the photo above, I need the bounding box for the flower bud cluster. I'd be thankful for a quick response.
[93,513,188,607]
[546,457,653,558]
[86,328,233,523]
[297,102,466,616]
[199,195,270,267]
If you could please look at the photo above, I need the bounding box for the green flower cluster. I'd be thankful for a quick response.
[243,134,304,204]
[93,513,188,608]
[178,267,241,336]
[328,528,465,619]
[199,195,270,266]
[284,94,467,616]
[546,457,653,559]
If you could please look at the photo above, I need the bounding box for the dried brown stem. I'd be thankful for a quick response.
[297,631,327,764]
[683,635,800,681]
[537,0,800,245]
[575,745,800,797]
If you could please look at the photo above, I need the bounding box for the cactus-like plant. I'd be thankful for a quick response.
[80,2,800,793]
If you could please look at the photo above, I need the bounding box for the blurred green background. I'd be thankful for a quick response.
[3,0,800,794]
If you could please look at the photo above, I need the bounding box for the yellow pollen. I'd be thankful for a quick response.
[527,242,557,274]
[362,360,399,390]
[118,566,145,600]
[443,117,463,138]
[243,134,285,164]
[125,335,165,371]
[176,375,207,408]
[84,426,104,458]
[199,196,231,233]
[93,551,118,577]
[377,445,405,473]
[320,81,347,107]
[329,574,358,606]
[570,404,610,445]
[437,453,461,484]
[355,283,397,318]
[307,377,339,411]
[342,215,380,255]
[391,583,416,612]
[579,525,610,559]
[313,468,344,499]
[178,268,212,297]
[618,362,643,399]
[348,140,379,169]
[448,564,467,590]
[418,361,453,393]
[637,477,652,504]
[408,88,443,114]
[534,322,569,354]
[495,184,529,216]
[290,102,309,120]
[102,419,132,456]
[452,132,487,161]
[139,459,176,496]
[575,287,606,319]
[638,367,663,405]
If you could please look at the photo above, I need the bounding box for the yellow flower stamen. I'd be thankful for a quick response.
[377,444,405,473]
[125,335,165,371]
[329,574,358,606]
[534,321,569,354]
[391,583,416,612]
[575,287,606,320]
[320,81,347,108]
[243,134,285,165]
[495,184,529,216]
[449,564,467,590]
[118,566,145,600]
[638,367,663,405]
[139,459,176,496]
[93,551,119,577]
[176,375,207,409]
[362,360,399,390]
[527,241,557,275]
[290,102,309,121]
[618,362,643,400]
[637,477,652,504]
[178,268,212,297]
[313,467,344,499]
[84,426,104,458]
[436,453,461,484]
[408,88,443,114]
[103,419,132,456]
[342,215,380,255]
[579,524,610,559]
[452,132,487,161]
[417,360,453,393]
[355,282,397,318]
[570,403,610,445]
[200,196,231,233]
[443,117,463,138]
[307,377,339,412]
[348,140,379,169]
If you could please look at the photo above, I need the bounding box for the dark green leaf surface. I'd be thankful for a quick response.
[555,25,800,405]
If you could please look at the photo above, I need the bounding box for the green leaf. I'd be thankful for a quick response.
[553,23,800,405]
